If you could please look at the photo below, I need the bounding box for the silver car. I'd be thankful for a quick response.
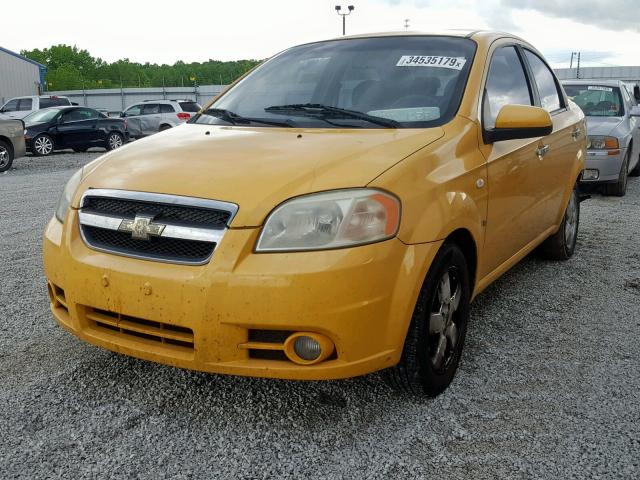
[120,99,201,138]
[563,80,640,196]
[0,119,26,172]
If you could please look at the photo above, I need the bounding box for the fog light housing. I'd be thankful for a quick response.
[582,169,599,181]
[284,332,335,365]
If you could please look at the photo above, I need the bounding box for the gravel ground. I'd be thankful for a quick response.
[1,151,639,479]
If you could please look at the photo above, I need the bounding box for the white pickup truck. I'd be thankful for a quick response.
[0,95,72,120]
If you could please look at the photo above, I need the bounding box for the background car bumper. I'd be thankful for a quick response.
[581,147,626,183]
[43,211,440,380]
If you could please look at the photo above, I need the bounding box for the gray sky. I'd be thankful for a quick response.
[2,0,639,67]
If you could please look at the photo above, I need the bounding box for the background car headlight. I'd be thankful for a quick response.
[54,168,83,223]
[256,189,401,252]
[587,136,618,150]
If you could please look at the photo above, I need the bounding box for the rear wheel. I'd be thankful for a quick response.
[539,186,579,260]
[33,134,54,156]
[105,132,124,151]
[605,150,629,196]
[385,243,471,397]
[0,140,13,172]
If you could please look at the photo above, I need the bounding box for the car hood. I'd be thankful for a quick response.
[586,116,624,136]
[77,123,445,227]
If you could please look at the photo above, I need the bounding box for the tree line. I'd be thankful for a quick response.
[21,45,261,91]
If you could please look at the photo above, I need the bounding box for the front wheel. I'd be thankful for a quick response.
[385,243,471,397]
[0,140,13,172]
[32,134,54,156]
[105,132,124,151]
[539,186,579,260]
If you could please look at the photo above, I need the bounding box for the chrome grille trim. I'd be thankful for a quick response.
[77,189,238,265]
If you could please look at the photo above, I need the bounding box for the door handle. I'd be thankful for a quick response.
[536,144,550,158]
[571,128,582,140]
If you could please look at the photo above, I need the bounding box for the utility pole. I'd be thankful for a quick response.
[576,52,581,79]
[570,52,581,79]
[335,5,355,35]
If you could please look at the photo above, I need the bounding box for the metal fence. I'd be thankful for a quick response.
[47,85,227,115]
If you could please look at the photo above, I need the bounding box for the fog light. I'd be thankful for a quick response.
[284,332,335,365]
[294,336,321,361]
[583,169,599,181]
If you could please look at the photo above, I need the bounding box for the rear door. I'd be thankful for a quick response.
[521,48,581,229]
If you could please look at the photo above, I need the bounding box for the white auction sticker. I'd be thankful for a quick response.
[587,86,613,92]
[396,55,466,70]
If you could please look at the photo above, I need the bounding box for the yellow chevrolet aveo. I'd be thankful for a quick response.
[44,31,586,396]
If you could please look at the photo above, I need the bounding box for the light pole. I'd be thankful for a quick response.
[335,5,355,36]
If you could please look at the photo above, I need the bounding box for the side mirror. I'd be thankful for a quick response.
[630,106,640,117]
[485,104,553,143]
[120,111,126,118]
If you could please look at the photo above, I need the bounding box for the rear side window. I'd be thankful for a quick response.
[159,104,175,113]
[17,99,33,111]
[142,103,160,115]
[524,50,562,112]
[179,101,200,112]
[483,46,532,129]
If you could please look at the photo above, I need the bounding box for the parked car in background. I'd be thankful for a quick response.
[563,80,640,196]
[120,99,201,138]
[0,118,26,172]
[44,31,585,397]
[0,95,72,120]
[24,106,128,156]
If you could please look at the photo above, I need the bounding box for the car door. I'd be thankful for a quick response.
[57,108,100,147]
[477,45,550,278]
[141,103,162,135]
[123,104,144,137]
[521,48,582,229]
[621,84,640,171]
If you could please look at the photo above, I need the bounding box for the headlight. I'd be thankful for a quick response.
[55,168,83,223]
[256,189,401,252]
[587,136,619,150]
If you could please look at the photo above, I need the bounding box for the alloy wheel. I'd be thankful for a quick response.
[0,146,8,168]
[35,136,53,155]
[564,192,578,248]
[108,134,123,149]
[428,267,462,372]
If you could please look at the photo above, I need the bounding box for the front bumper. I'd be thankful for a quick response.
[580,148,626,184]
[43,210,440,380]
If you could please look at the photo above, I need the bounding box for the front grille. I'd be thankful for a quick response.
[86,307,194,353]
[78,190,237,265]
[83,225,215,263]
[83,196,231,228]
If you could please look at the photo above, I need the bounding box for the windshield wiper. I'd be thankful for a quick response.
[264,103,400,128]
[199,108,293,128]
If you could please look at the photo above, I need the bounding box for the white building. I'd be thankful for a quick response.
[0,46,47,104]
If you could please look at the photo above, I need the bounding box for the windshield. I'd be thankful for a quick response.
[24,109,60,123]
[564,85,624,117]
[195,36,476,128]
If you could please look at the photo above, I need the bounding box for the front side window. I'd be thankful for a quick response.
[124,105,142,117]
[196,36,477,128]
[524,50,561,112]
[483,46,532,129]
[564,85,624,117]
[2,99,19,112]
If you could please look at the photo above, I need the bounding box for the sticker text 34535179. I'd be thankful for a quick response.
[396,55,467,70]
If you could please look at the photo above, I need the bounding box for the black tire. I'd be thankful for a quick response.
[32,134,54,156]
[604,150,629,196]
[539,186,580,260]
[105,132,124,151]
[630,152,640,177]
[385,243,471,397]
[0,139,14,172]
[73,147,88,153]
[159,124,172,131]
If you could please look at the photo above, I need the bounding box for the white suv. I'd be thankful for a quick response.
[0,95,72,119]
[121,99,202,138]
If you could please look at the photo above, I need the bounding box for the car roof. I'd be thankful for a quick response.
[561,79,624,87]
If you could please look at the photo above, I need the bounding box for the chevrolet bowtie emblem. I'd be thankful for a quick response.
[118,214,165,241]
